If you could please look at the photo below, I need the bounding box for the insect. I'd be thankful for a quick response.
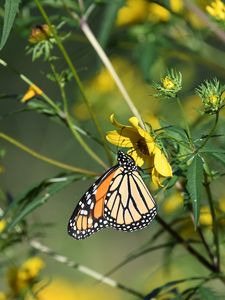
[68,150,157,240]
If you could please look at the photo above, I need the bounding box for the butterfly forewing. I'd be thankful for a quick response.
[68,165,118,240]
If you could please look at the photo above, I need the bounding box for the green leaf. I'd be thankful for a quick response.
[6,173,88,231]
[211,152,225,168]
[198,287,222,300]
[200,146,225,154]
[0,0,21,50]
[144,277,204,299]
[186,155,203,227]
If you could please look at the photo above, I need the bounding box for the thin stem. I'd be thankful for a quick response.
[156,215,217,273]
[176,96,192,145]
[0,58,108,169]
[30,240,144,299]
[0,132,98,176]
[34,0,112,165]
[204,173,220,272]
[197,112,219,152]
[196,225,214,264]
[79,18,146,130]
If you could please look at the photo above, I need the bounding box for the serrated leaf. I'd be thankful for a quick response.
[0,0,21,50]
[6,174,87,231]
[187,155,203,227]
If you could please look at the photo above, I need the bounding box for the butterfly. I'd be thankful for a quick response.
[68,150,157,240]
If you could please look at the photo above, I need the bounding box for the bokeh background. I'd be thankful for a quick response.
[0,0,225,299]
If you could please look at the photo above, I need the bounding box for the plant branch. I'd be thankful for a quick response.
[78,17,145,129]
[34,0,112,165]
[30,240,144,299]
[156,215,217,273]
[0,132,98,176]
[0,58,108,169]
[204,173,220,272]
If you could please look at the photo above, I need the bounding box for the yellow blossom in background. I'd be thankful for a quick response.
[206,0,225,21]
[199,206,213,226]
[116,0,149,26]
[27,278,121,300]
[21,85,43,103]
[0,219,6,233]
[90,68,115,93]
[162,192,183,214]
[219,196,225,212]
[7,257,44,296]
[18,257,45,281]
[170,0,184,13]
[148,3,171,23]
[106,114,172,187]
[0,292,7,300]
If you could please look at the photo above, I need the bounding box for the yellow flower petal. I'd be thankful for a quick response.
[154,147,172,177]
[110,113,126,128]
[21,85,43,103]
[151,167,163,187]
[106,128,139,148]
[127,149,145,166]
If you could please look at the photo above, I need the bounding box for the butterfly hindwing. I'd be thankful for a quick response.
[104,168,157,232]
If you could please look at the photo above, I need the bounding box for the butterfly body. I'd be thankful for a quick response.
[68,151,157,240]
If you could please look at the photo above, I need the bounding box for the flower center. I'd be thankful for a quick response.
[136,138,149,155]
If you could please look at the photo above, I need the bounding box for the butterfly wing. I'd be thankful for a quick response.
[104,167,157,231]
[68,165,118,240]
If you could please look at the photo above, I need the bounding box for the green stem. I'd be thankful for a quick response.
[0,133,98,176]
[197,112,219,152]
[204,173,220,272]
[156,215,217,273]
[0,58,108,169]
[176,96,192,144]
[34,0,112,165]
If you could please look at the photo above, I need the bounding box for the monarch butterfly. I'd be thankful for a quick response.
[68,150,157,240]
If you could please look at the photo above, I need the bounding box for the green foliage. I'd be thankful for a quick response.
[0,0,225,299]
[187,155,203,227]
[0,0,21,50]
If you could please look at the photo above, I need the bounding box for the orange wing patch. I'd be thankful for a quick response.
[94,170,116,219]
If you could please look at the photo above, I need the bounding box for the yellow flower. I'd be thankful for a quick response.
[7,257,44,296]
[170,0,184,13]
[0,292,7,300]
[0,219,6,233]
[29,24,52,44]
[18,257,45,281]
[106,114,172,187]
[162,76,175,90]
[219,196,225,212]
[116,0,149,26]
[199,206,213,226]
[162,193,183,214]
[21,85,43,103]
[148,3,171,22]
[28,278,121,300]
[91,68,115,93]
[206,0,225,21]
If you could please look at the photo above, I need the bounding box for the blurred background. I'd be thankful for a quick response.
[0,0,225,299]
